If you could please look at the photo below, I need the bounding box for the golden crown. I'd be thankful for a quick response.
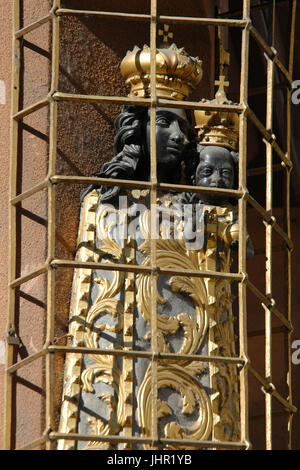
[120,28,203,101]
[194,76,239,151]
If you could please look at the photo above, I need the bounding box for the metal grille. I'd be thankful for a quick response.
[5,0,297,450]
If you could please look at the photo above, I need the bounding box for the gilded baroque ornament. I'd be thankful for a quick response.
[58,27,253,450]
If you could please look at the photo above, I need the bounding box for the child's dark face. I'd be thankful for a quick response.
[195,145,235,204]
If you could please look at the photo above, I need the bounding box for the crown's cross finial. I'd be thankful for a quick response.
[215,75,229,100]
[158,24,173,45]
[215,75,229,90]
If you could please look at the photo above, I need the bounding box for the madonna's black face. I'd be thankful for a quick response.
[146,107,189,182]
[195,146,235,205]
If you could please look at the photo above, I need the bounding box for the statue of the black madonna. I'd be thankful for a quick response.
[58,38,251,450]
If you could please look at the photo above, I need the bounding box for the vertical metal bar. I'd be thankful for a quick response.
[45,0,60,449]
[5,0,20,450]
[285,0,296,450]
[149,0,158,449]
[265,54,274,450]
[238,0,250,449]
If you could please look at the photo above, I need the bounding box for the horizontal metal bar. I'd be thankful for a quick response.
[5,344,245,375]
[12,97,50,121]
[6,347,47,375]
[53,91,150,107]
[51,259,243,281]
[56,8,249,27]
[246,194,293,250]
[159,15,249,27]
[49,431,247,449]
[246,280,292,331]
[55,8,150,21]
[53,91,245,113]
[248,365,297,414]
[51,174,152,189]
[9,265,48,289]
[249,25,292,85]
[51,174,244,199]
[159,182,244,198]
[10,179,48,205]
[14,13,52,39]
[48,344,245,365]
[158,98,244,113]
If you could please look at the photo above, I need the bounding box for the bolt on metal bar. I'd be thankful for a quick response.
[248,365,297,415]
[246,193,293,251]
[246,279,292,332]
[249,25,293,85]
[246,107,291,168]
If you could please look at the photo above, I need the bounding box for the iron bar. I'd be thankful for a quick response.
[6,348,48,375]
[248,365,297,415]
[249,25,293,85]
[52,90,245,113]
[9,265,48,289]
[285,0,297,449]
[12,96,50,121]
[50,174,245,199]
[48,345,246,365]
[50,258,244,281]
[14,13,52,39]
[10,179,48,205]
[5,0,20,450]
[246,193,293,251]
[149,0,158,450]
[264,52,274,450]
[238,0,251,447]
[246,107,292,168]
[49,431,248,449]
[246,280,292,332]
[45,0,60,449]
[55,8,249,28]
